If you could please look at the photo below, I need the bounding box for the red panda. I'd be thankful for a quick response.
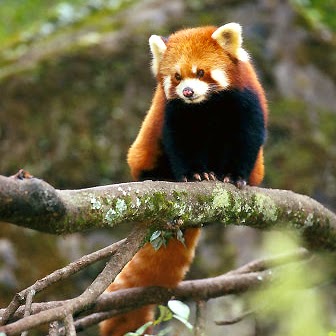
[100,23,268,336]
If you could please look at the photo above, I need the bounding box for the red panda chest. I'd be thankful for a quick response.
[159,86,266,183]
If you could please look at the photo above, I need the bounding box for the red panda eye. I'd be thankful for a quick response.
[197,69,205,78]
[175,73,182,81]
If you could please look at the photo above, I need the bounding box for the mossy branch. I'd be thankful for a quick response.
[0,172,335,250]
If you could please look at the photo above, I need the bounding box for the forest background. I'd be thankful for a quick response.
[0,0,335,335]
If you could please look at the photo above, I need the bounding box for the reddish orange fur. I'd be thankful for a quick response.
[128,27,267,184]
[101,24,267,336]
[100,229,200,336]
[127,85,166,180]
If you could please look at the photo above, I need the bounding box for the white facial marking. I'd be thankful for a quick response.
[176,78,209,103]
[237,48,250,62]
[211,69,229,88]
[191,65,197,74]
[163,75,172,99]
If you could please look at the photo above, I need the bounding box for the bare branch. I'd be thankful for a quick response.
[20,290,35,336]
[0,249,310,335]
[0,239,126,326]
[227,247,310,275]
[63,315,75,336]
[215,310,254,326]
[194,301,207,336]
[0,225,147,335]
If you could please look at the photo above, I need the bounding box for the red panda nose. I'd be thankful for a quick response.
[182,87,194,98]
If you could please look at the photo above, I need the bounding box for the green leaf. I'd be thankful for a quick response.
[150,236,163,251]
[150,231,165,250]
[176,229,186,246]
[155,305,173,325]
[168,300,190,320]
[135,321,153,334]
[328,332,336,336]
[150,230,161,241]
[163,231,173,239]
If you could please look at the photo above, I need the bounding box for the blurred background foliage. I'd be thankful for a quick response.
[0,0,336,335]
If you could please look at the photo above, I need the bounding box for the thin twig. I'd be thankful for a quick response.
[0,293,25,326]
[63,315,76,336]
[0,248,311,334]
[227,248,310,276]
[0,225,147,336]
[215,310,254,326]
[20,290,35,336]
[0,238,125,325]
[55,311,120,336]
[194,301,207,336]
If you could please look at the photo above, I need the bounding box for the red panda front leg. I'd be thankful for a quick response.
[127,85,166,180]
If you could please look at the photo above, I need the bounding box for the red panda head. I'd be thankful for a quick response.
[149,23,250,104]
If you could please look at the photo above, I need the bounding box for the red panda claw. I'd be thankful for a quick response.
[209,172,217,181]
[193,173,202,181]
[235,179,247,189]
[223,175,231,183]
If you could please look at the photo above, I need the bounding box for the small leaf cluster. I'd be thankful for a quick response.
[150,229,185,251]
[125,300,192,336]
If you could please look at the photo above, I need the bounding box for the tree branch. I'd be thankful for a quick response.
[0,225,147,335]
[0,171,334,334]
[0,238,126,326]
[1,173,335,251]
[0,249,309,335]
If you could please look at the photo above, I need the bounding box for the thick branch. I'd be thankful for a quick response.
[0,174,335,250]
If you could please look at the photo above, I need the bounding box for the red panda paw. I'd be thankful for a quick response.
[223,175,247,189]
[194,172,217,181]
[182,172,217,182]
[193,173,202,181]
[223,175,232,184]
[235,178,247,189]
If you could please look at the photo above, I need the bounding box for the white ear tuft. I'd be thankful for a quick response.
[149,35,167,76]
[211,23,249,61]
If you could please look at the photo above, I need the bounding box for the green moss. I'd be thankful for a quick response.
[90,196,102,210]
[103,195,135,227]
[253,193,278,222]
[212,187,231,210]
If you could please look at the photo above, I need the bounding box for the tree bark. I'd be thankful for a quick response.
[0,173,335,250]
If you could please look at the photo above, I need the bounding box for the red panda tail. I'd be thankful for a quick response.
[249,148,265,187]
[100,306,155,336]
[99,228,201,336]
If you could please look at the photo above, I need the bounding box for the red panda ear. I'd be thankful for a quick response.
[149,35,167,76]
[211,23,249,62]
